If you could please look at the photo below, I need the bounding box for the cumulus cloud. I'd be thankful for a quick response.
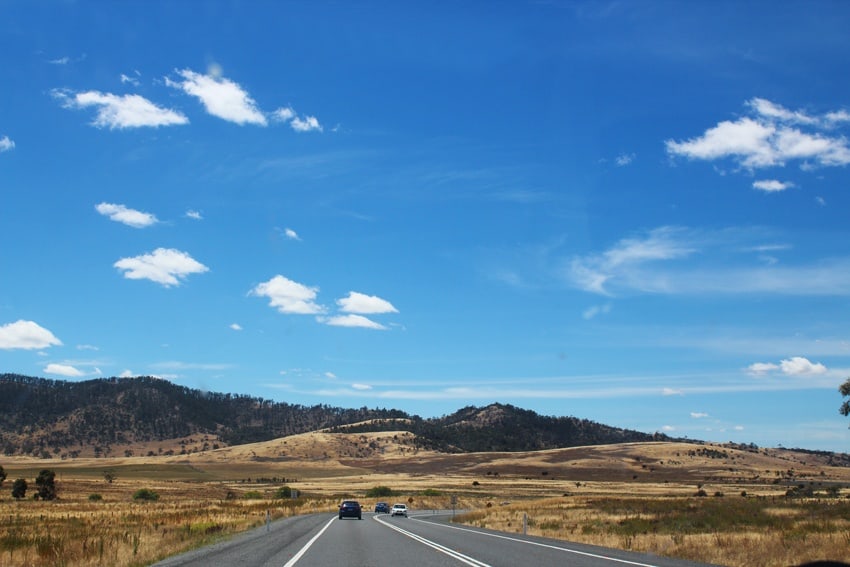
[666,98,850,170]
[753,179,793,193]
[0,135,14,152]
[272,107,296,122]
[321,314,387,330]
[185,209,203,220]
[291,115,323,132]
[336,291,398,314]
[284,228,301,241]
[780,356,827,376]
[615,153,635,166]
[96,202,158,228]
[114,248,209,287]
[748,356,826,377]
[251,275,324,314]
[229,323,243,331]
[44,363,85,377]
[52,88,188,129]
[167,68,267,126]
[0,320,62,350]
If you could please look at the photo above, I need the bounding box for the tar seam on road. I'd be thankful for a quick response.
[281,517,336,567]
[408,514,659,567]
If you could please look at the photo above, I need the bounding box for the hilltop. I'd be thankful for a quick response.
[0,374,663,458]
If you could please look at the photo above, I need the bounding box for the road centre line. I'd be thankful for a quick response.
[282,517,335,567]
[410,515,658,567]
[375,515,492,567]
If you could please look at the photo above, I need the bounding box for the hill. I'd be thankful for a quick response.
[0,374,663,458]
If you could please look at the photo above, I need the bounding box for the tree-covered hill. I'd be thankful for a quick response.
[0,374,665,458]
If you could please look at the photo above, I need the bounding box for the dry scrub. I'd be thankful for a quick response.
[454,494,850,566]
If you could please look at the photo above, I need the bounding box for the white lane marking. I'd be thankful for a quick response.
[375,515,492,567]
[282,516,335,567]
[409,515,658,567]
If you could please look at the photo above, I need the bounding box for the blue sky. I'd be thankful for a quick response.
[3,1,850,452]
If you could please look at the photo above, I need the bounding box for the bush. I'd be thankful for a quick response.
[132,488,159,501]
[88,493,103,501]
[242,490,263,500]
[365,486,394,498]
[274,486,293,499]
[35,469,57,500]
[11,478,27,500]
[421,489,441,496]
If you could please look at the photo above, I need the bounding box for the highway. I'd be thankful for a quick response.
[152,511,716,567]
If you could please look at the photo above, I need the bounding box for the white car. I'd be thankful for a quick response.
[391,503,408,517]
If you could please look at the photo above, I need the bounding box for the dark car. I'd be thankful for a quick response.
[374,502,390,514]
[338,500,362,520]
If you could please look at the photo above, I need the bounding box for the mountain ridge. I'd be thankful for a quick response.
[2,373,665,458]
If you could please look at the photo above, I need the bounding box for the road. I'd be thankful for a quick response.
[152,511,716,567]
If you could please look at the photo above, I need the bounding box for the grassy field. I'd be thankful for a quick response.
[2,436,850,566]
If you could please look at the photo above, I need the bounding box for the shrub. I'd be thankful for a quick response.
[35,469,57,500]
[365,486,394,498]
[242,491,263,500]
[88,493,103,501]
[421,489,441,496]
[132,488,159,502]
[274,486,293,499]
[11,478,27,500]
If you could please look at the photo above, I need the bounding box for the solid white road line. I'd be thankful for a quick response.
[409,515,659,567]
[282,517,336,567]
[375,515,492,567]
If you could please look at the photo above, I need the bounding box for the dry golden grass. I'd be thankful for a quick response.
[2,436,850,566]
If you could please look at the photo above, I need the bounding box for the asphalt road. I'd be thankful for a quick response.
[152,511,717,567]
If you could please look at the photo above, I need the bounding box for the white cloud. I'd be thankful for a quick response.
[114,248,209,287]
[753,179,793,192]
[44,363,84,377]
[291,115,323,132]
[352,383,372,390]
[747,362,779,376]
[76,344,99,351]
[230,323,243,331]
[780,356,827,376]
[0,320,62,350]
[662,388,684,396]
[95,202,158,228]
[167,68,267,125]
[284,228,300,241]
[52,89,189,129]
[321,314,387,330]
[748,357,827,377]
[336,291,398,314]
[615,153,635,166]
[185,209,203,220]
[272,107,296,122]
[120,71,140,86]
[119,369,135,378]
[0,135,14,152]
[661,425,676,432]
[251,275,324,314]
[325,372,337,379]
[666,98,850,170]
[690,412,709,419]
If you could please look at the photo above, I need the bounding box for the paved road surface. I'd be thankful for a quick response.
[153,511,716,567]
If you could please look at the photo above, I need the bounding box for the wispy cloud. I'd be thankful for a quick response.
[250,275,324,314]
[666,97,850,170]
[567,226,850,296]
[114,248,209,287]
[167,68,267,126]
[185,209,203,220]
[615,153,636,166]
[96,202,158,228]
[44,363,85,377]
[0,320,62,350]
[52,89,189,129]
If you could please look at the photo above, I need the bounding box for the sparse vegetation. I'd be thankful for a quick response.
[132,488,159,501]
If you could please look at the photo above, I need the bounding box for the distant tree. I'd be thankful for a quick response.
[103,469,117,484]
[35,469,57,500]
[840,378,850,419]
[132,488,159,501]
[11,478,27,500]
[0,465,6,487]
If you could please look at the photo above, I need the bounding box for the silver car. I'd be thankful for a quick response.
[391,503,408,517]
